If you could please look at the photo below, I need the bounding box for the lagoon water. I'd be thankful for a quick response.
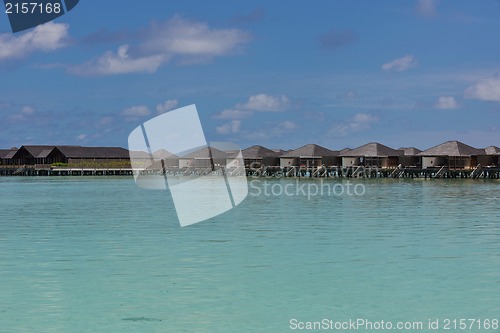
[0,177,499,333]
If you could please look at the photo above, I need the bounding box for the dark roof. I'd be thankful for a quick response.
[242,145,282,159]
[281,144,339,158]
[57,146,130,159]
[181,146,228,159]
[0,149,16,158]
[340,142,401,157]
[339,148,351,155]
[485,146,500,155]
[417,141,484,156]
[21,145,58,158]
[398,147,422,156]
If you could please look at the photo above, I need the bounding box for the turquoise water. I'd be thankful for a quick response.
[0,177,499,333]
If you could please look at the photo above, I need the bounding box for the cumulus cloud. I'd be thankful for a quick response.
[0,22,69,61]
[121,105,151,120]
[7,105,36,122]
[67,45,165,76]
[415,0,438,18]
[464,75,500,102]
[237,94,291,112]
[435,96,459,109]
[329,113,378,137]
[68,16,250,76]
[156,99,178,114]
[319,29,359,49]
[382,55,418,72]
[20,105,36,115]
[276,120,299,131]
[216,120,241,134]
[213,109,253,119]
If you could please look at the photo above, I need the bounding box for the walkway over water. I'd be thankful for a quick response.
[1,165,499,179]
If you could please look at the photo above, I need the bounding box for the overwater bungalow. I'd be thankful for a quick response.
[340,142,401,168]
[0,149,16,165]
[56,146,130,165]
[483,146,500,167]
[153,149,178,167]
[178,146,228,168]
[8,145,68,165]
[241,145,282,168]
[417,140,484,170]
[279,144,340,168]
[398,147,422,167]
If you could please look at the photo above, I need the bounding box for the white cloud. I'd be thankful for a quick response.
[68,45,165,76]
[76,134,88,141]
[143,16,251,57]
[156,99,178,114]
[7,105,36,122]
[464,75,500,102]
[216,120,241,134]
[0,22,69,61]
[68,16,250,76]
[329,113,378,137]
[277,120,299,131]
[237,94,291,112]
[213,109,253,119]
[20,105,36,115]
[435,96,459,109]
[382,55,418,72]
[415,0,437,18]
[122,105,151,118]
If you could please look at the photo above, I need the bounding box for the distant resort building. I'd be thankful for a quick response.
[1,141,499,178]
[178,146,228,169]
[1,145,129,166]
[417,140,485,170]
[339,142,401,168]
[241,145,282,168]
[398,147,422,168]
[279,144,340,168]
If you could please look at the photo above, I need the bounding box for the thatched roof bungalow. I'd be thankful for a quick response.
[0,149,17,165]
[398,147,422,167]
[340,142,401,168]
[279,144,340,168]
[178,146,228,168]
[417,140,484,170]
[482,146,500,167]
[8,145,70,165]
[241,145,282,168]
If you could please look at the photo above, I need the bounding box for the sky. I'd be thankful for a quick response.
[1,0,499,151]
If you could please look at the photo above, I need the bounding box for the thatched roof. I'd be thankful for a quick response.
[153,149,177,159]
[485,146,500,155]
[398,147,422,156]
[21,145,58,158]
[417,140,484,156]
[181,146,228,159]
[242,145,282,159]
[340,142,401,157]
[339,148,351,155]
[280,144,339,158]
[0,149,16,158]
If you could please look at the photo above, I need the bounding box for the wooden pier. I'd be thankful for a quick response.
[3,164,498,180]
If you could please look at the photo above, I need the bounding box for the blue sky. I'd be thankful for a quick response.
[1,0,499,151]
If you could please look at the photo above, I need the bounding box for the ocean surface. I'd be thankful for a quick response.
[0,176,499,333]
